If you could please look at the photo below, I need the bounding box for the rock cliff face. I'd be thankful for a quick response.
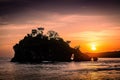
[11,28,93,63]
[73,48,91,61]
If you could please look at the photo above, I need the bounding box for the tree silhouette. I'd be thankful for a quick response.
[47,30,59,40]
[31,29,37,37]
[37,27,44,35]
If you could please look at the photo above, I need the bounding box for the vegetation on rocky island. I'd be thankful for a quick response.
[11,27,97,63]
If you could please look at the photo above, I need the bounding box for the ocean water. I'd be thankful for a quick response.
[0,58,120,80]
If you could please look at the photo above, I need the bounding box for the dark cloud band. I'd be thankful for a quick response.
[0,0,120,25]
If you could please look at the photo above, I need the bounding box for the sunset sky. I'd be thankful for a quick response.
[0,0,120,57]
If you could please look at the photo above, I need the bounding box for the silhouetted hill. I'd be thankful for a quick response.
[88,51,120,58]
[11,27,95,63]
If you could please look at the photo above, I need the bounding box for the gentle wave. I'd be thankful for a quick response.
[0,58,120,80]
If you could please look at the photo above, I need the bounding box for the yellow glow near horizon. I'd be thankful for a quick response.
[91,43,97,51]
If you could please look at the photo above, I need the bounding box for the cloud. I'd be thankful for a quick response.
[0,16,9,25]
[0,23,8,25]
[0,0,120,15]
[0,0,120,25]
[69,26,120,42]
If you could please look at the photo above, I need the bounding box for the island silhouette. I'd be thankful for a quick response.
[11,27,98,63]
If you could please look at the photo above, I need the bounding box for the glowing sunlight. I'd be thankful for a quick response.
[91,44,96,51]
[91,43,97,51]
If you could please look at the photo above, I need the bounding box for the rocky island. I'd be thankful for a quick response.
[11,27,97,63]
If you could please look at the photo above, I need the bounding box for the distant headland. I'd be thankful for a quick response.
[11,27,98,63]
[88,51,120,58]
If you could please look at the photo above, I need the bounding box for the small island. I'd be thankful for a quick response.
[11,27,97,63]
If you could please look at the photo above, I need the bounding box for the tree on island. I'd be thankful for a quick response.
[11,27,96,63]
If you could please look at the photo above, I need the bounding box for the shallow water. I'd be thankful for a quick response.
[0,58,120,80]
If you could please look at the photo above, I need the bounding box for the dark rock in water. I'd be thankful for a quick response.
[11,27,95,63]
[92,57,98,61]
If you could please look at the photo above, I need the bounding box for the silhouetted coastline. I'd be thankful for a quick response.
[88,51,120,58]
[11,27,97,63]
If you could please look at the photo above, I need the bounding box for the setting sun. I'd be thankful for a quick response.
[91,43,96,51]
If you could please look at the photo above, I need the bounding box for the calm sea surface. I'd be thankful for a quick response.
[0,58,120,80]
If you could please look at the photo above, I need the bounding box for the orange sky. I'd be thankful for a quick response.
[0,14,120,57]
[0,0,120,57]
